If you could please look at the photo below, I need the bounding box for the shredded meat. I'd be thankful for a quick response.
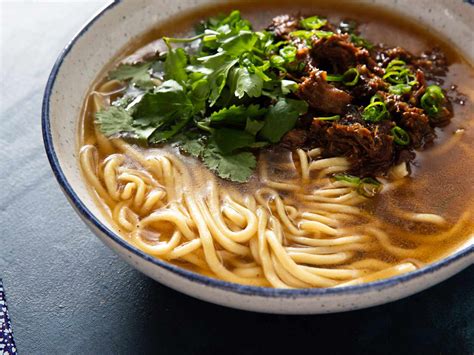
[267,15,457,177]
[311,33,370,73]
[297,70,353,114]
[348,64,388,104]
[310,117,395,176]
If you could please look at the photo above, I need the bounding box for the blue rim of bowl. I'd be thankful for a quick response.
[42,0,473,298]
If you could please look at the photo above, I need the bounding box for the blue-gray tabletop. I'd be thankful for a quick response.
[0,1,473,353]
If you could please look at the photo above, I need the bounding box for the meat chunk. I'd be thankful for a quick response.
[297,70,353,114]
[280,129,308,149]
[348,65,388,104]
[311,34,370,73]
[384,94,435,148]
[267,15,299,39]
[310,118,395,176]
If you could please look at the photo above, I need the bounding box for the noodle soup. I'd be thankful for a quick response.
[78,2,474,288]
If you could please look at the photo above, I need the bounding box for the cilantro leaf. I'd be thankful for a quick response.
[95,107,156,141]
[108,62,153,89]
[149,115,191,143]
[133,80,193,127]
[221,31,258,57]
[178,136,207,158]
[245,118,265,136]
[234,67,263,99]
[212,128,255,154]
[95,107,134,137]
[209,104,267,126]
[164,46,188,84]
[260,99,308,143]
[202,143,256,182]
[281,79,298,94]
[198,53,238,106]
[189,78,210,114]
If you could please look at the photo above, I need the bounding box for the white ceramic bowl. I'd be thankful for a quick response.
[42,0,474,314]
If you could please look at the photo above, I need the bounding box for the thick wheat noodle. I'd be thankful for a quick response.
[80,145,115,206]
[207,184,258,243]
[298,220,340,236]
[139,210,196,240]
[186,194,267,286]
[167,239,202,259]
[286,235,370,247]
[256,208,289,288]
[336,263,417,287]
[401,211,471,243]
[286,243,374,254]
[113,201,137,232]
[266,229,338,287]
[195,197,251,256]
[103,155,124,200]
[309,157,350,171]
[271,254,312,288]
[297,149,310,181]
[133,230,182,256]
[300,212,340,227]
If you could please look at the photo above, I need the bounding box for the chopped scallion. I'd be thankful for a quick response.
[420,85,445,118]
[391,126,410,145]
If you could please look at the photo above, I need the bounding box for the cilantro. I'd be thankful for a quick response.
[245,118,265,136]
[234,67,264,99]
[177,135,206,158]
[209,104,266,126]
[202,143,256,183]
[221,31,259,56]
[281,79,298,94]
[133,80,193,127]
[95,107,156,141]
[108,62,154,89]
[95,107,134,137]
[198,52,239,106]
[212,128,255,154]
[164,46,188,84]
[260,99,308,143]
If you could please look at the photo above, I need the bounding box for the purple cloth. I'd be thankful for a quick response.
[0,280,17,354]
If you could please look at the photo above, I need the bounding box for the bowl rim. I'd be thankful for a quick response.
[42,0,473,298]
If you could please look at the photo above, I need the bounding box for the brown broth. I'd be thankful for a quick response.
[80,1,474,278]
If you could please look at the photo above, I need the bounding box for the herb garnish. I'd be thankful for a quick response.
[96,10,308,182]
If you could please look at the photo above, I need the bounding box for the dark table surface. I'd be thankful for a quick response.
[0,1,473,354]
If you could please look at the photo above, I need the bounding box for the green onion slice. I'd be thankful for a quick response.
[300,16,328,30]
[391,126,410,145]
[362,99,389,122]
[342,68,360,86]
[314,115,341,121]
[389,84,412,95]
[357,177,383,198]
[333,174,361,185]
[420,85,445,118]
[326,68,360,86]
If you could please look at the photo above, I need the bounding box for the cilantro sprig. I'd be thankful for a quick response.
[96,11,309,182]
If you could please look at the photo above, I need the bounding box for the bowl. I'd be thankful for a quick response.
[42,0,474,314]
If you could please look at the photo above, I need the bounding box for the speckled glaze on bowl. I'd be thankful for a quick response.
[42,0,474,314]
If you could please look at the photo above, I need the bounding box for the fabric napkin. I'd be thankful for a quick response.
[0,280,16,354]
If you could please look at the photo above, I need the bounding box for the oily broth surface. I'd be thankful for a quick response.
[80,1,473,277]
